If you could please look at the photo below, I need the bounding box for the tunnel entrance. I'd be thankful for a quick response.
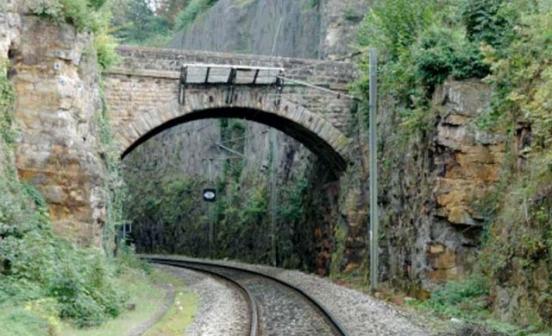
[122,118,341,274]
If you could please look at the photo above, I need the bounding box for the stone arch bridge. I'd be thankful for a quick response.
[104,46,357,172]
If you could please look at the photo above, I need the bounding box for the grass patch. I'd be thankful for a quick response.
[59,266,197,336]
[143,269,197,336]
[0,306,55,336]
[330,267,370,293]
[419,276,490,320]
[59,267,159,336]
[407,276,552,335]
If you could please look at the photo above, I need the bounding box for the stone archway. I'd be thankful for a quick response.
[105,83,351,172]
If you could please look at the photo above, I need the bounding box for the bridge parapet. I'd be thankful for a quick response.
[115,45,356,90]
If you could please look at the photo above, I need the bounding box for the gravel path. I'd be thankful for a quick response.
[159,265,250,336]
[150,256,430,336]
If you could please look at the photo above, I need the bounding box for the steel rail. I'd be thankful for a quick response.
[145,256,349,336]
[152,259,259,336]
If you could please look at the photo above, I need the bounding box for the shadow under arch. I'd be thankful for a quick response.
[121,107,348,174]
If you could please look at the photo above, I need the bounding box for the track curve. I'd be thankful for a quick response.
[146,257,349,336]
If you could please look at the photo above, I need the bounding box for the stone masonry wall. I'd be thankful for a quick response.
[114,46,356,131]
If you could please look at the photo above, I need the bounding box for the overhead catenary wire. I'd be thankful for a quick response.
[277,75,358,101]
[275,50,362,76]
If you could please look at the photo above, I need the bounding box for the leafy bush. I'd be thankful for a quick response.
[27,0,100,31]
[462,0,518,49]
[0,179,127,328]
[356,0,493,134]
[424,276,490,318]
[358,0,435,61]
[26,0,64,19]
[0,62,15,145]
[112,0,173,46]
[483,8,552,152]
[25,0,118,69]
[413,26,489,95]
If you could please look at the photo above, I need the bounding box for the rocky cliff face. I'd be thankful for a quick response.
[169,0,367,60]
[366,79,504,289]
[426,80,503,283]
[0,9,107,246]
[170,0,322,58]
[320,0,368,60]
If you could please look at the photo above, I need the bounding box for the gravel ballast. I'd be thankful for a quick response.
[151,256,430,336]
[159,265,250,336]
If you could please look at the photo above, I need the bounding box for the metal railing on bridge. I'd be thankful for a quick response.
[178,64,285,104]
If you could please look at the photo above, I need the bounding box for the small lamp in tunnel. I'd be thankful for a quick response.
[202,188,217,202]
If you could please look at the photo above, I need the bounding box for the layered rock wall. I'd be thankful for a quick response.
[1,9,107,246]
[372,79,505,288]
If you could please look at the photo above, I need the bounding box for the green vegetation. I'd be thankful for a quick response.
[59,267,196,336]
[111,0,219,46]
[111,0,174,46]
[419,276,490,320]
[1,57,128,334]
[175,0,218,31]
[356,0,492,131]
[25,0,117,69]
[356,0,552,331]
[142,271,197,336]
[409,276,548,335]
[474,2,551,329]
[0,62,15,145]
[125,177,210,256]
[97,90,128,253]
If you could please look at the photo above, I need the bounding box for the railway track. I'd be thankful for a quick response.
[145,257,349,336]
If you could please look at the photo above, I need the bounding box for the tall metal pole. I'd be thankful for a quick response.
[269,129,278,266]
[208,158,214,258]
[369,48,379,291]
[269,19,283,267]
